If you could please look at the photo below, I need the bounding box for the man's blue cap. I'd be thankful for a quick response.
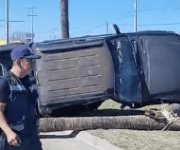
[11,45,41,61]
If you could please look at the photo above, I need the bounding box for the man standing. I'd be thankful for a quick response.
[0,45,42,150]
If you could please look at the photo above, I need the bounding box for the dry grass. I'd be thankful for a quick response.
[89,129,180,150]
[88,99,180,150]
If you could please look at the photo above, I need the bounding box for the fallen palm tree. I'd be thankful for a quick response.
[39,105,180,132]
[39,115,180,132]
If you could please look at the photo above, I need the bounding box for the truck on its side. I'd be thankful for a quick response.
[1,30,180,116]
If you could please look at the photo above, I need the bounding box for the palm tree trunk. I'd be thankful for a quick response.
[60,0,69,38]
[39,115,180,132]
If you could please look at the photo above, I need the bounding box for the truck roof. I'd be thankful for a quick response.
[36,30,180,46]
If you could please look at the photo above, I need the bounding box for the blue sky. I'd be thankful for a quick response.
[0,0,180,42]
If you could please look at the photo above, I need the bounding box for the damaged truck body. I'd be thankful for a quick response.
[1,30,180,116]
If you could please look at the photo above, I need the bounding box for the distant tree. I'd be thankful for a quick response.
[10,31,33,43]
[60,0,69,38]
[10,31,26,43]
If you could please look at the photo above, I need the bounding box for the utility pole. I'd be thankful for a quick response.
[5,0,9,44]
[27,7,37,42]
[4,0,23,44]
[60,0,69,38]
[134,0,137,32]
[106,21,109,34]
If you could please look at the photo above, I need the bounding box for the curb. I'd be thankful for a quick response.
[76,131,122,150]
[40,130,123,150]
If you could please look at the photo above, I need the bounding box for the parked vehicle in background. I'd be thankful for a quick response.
[1,30,180,116]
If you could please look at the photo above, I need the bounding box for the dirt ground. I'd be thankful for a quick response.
[87,99,180,150]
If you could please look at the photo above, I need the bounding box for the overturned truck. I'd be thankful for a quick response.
[1,30,180,117]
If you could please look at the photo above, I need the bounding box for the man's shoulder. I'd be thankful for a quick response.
[0,72,12,86]
[0,76,9,88]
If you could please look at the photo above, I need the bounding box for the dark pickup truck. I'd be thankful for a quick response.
[1,30,180,116]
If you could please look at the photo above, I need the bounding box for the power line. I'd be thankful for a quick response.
[4,0,24,44]
[138,7,180,13]
[139,22,180,27]
[0,20,23,22]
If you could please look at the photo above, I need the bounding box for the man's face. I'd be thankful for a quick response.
[19,58,34,75]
